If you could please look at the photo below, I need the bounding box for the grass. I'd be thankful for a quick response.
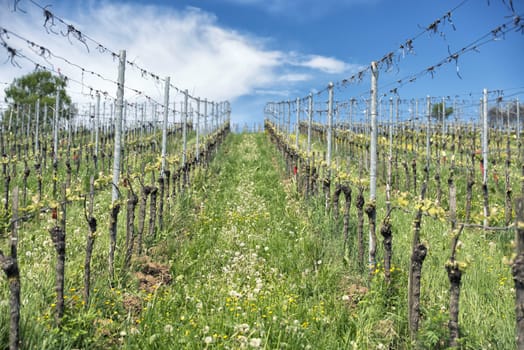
[0,128,518,349]
[125,133,356,349]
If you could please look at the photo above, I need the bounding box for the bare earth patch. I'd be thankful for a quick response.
[134,256,172,293]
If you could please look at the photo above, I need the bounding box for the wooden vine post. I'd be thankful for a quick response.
[380,214,392,283]
[0,187,21,350]
[124,180,138,270]
[408,182,427,339]
[386,98,393,213]
[109,49,126,280]
[182,90,188,190]
[83,176,97,308]
[159,77,170,231]
[446,224,465,348]
[427,102,435,172]
[482,88,490,228]
[513,197,524,350]
[137,184,152,255]
[333,183,341,221]
[449,153,457,230]
[367,61,379,272]
[3,154,9,212]
[52,89,60,199]
[148,186,158,239]
[307,94,312,159]
[94,93,100,170]
[325,83,334,212]
[341,184,352,257]
[505,117,512,226]
[295,97,300,150]
[465,151,475,223]
[35,99,40,160]
[49,184,67,325]
[356,186,365,266]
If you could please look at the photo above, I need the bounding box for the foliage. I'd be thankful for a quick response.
[431,101,453,119]
[3,71,73,125]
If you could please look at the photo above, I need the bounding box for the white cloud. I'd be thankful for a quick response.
[0,0,363,121]
[299,55,348,74]
[220,0,376,17]
[278,73,312,82]
[0,1,283,105]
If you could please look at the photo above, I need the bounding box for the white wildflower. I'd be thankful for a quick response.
[229,290,242,298]
[249,338,262,348]
[238,335,248,344]
[164,324,173,334]
[235,323,250,333]
[204,336,214,344]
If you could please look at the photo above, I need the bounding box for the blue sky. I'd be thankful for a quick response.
[1,0,523,126]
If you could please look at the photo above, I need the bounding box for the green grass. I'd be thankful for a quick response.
[0,129,518,349]
[123,133,356,349]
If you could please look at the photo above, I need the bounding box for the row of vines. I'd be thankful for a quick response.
[264,89,523,347]
[0,98,230,348]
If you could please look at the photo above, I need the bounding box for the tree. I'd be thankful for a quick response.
[3,71,73,127]
[431,101,453,120]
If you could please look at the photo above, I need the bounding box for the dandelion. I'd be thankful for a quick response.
[235,323,250,333]
[164,324,174,333]
[249,338,262,348]
[204,336,214,344]
[342,295,350,301]
[229,290,242,298]
[238,335,248,344]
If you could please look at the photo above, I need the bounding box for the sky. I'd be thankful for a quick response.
[0,0,523,127]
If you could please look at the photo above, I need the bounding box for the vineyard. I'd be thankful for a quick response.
[1,0,524,349]
[0,100,522,349]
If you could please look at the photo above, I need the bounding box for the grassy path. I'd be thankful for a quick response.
[127,133,352,349]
